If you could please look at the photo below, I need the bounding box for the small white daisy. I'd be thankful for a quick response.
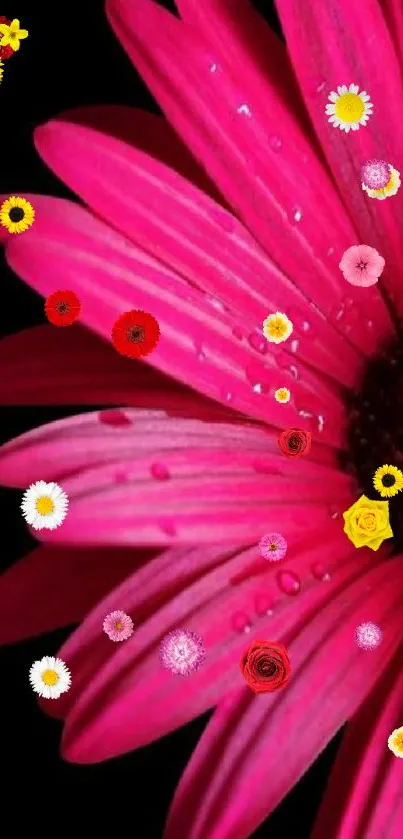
[21,480,69,530]
[29,656,71,699]
[325,84,373,132]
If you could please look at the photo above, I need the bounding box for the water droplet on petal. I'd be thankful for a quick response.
[99,410,132,427]
[248,331,268,355]
[159,520,177,537]
[302,321,311,332]
[367,320,373,329]
[221,390,233,403]
[195,344,206,361]
[269,136,283,152]
[252,459,283,476]
[151,463,170,481]
[232,611,253,633]
[287,364,299,380]
[290,339,299,353]
[316,81,326,93]
[205,294,227,313]
[298,409,314,420]
[276,570,301,596]
[327,246,335,256]
[232,326,244,341]
[329,506,341,520]
[245,362,270,394]
[254,593,275,617]
[237,103,252,117]
[253,383,262,394]
[317,414,325,433]
[311,562,332,582]
[209,62,219,73]
[290,207,303,224]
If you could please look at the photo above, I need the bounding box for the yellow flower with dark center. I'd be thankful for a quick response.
[373,465,403,498]
[263,312,293,344]
[0,196,35,234]
[343,494,393,551]
[388,726,403,757]
[0,18,28,51]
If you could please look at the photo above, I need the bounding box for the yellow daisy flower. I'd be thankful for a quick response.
[0,196,35,234]
[0,18,28,51]
[388,726,403,758]
[325,84,373,132]
[373,465,403,498]
[362,166,401,200]
[274,387,291,404]
[263,312,293,344]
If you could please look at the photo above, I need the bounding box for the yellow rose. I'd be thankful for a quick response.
[343,494,393,551]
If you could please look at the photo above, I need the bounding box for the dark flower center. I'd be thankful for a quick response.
[55,301,69,314]
[342,330,403,553]
[9,207,24,222]
[126,325,145,343]
[357,261,368,271]
[258,659,277,677]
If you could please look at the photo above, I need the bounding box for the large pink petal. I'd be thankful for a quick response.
[381,0,403,75]
[35,115,364,389]
[0,324,233,418]
[105,0,392,352]
[58,525,382,761]
[276,0,403,310]
[0,545,152,644]
[164,557,403,839]
[2,195,345,444]
[312,653,403,839]
[0,407,351,545]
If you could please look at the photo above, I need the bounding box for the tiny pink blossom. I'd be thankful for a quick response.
[259,532,288,562]
[361,159,390,190]
[159,629,205,676]
[103,610,134,642]
[355,621,382,650]
[339,244,385,287]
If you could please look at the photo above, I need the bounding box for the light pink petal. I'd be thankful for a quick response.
[0,545,151,644]
[0,324,233,419]
[276,0,403,310]
[59,525,385,761]
[2,195,345,445]
[34,116,363,389]
[164,558,403,839]
[105,0,392,353]
[312,651,403,839]
[0,412,352,546]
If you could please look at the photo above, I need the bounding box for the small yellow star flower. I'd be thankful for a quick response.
[263,312,293,344]
[373,465,403,498]
[388,726,403,758]
[343,494,393,551]
[274,387,291,404]
[0,19,28,52]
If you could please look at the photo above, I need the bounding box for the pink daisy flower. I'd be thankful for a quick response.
[339,244,385,287]
[159,629,205,676]
[259,532,288,562]
[361,159,391,190]
[2,0,403,837]
[103,610,133,642]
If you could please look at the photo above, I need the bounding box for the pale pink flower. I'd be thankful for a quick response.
[159,629,205,676]
[259,533,288,562]
[103,610,133,642]
[355,621,383,651]
[339,244,385,286]
[1,0,403,837]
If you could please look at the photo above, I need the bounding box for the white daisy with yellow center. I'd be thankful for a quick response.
[362,166,401,200]
[29,656,71,699]
[325,84,373,132]
[21,480,69,530]
[263,312,293,344]
[274,387,291,403]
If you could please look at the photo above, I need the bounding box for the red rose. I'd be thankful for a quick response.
[241,640,291,694]
[278,428,311,458]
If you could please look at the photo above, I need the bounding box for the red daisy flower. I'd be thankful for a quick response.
[0,18,15,60]
[44,290,81,327]
[111,310,160,359]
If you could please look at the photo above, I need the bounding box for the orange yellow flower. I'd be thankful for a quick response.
[343,494,393,551]
[388,726,403,757]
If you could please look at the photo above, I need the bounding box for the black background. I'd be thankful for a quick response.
[0,0,343,834]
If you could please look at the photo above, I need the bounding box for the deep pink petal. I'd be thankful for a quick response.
[2,195,345,444]
[276,0,403,310]
[58,527,383,761]
[105,0,392,352]
[312,652,403,839]
[35,116,364,389]
[381,0,403,75]
[0,545,152,644]
[164,558,403,839]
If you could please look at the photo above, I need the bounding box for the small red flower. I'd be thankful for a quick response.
[0,18,15,60]
[241,640,291,694]
[112,310,160,359]
[44,290,81,327]
[278,428,311,458]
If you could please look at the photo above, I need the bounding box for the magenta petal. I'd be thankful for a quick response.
[0,546,150,644]
[312,648,403,838]
[164,558,403,839]
[57,527,383,761]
